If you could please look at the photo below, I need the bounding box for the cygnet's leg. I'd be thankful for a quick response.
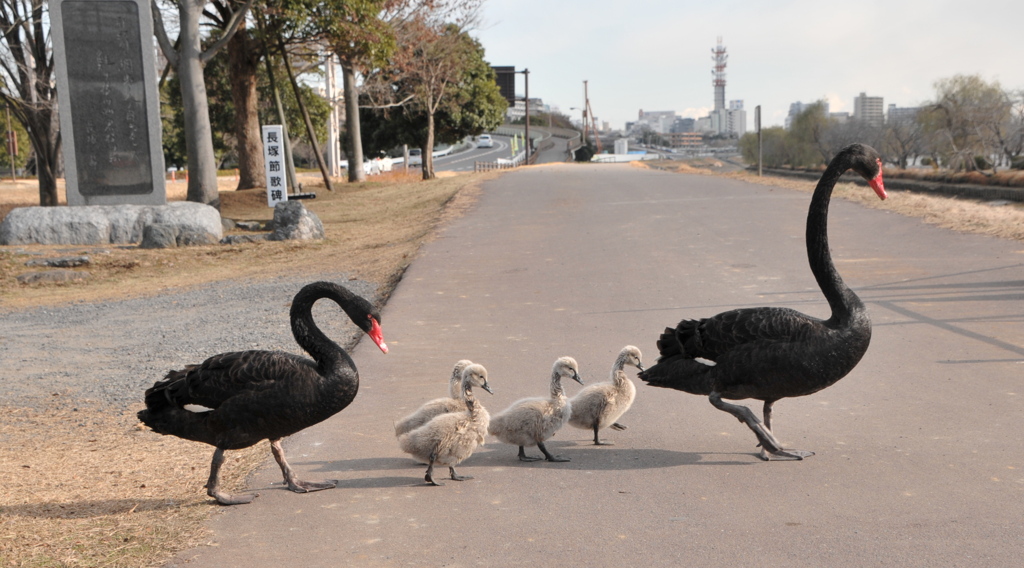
[708,392,811,461]
[206,448,256,505]
[270,439,338,492]
[448,466,473,481]
[425,451,443,486]
[537,442,570,462]
[592,425,613,446]
[517,446,543,462]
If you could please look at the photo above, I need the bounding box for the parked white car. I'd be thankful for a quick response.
[477,134,493,148]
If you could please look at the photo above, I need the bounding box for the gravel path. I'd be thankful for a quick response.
[0,274,383,411]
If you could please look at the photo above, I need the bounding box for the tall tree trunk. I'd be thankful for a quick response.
[422,112,435,180]
[227,24,263,190]
[25,110,60,206]
[177,2,221,207]
[340,62,365,183]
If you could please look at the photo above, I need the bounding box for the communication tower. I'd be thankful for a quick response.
[711,37,727,111]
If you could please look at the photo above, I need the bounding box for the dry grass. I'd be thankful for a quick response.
[1,400,265,568]
[0,169,498,567]
[720,169,1024,242]
[1,170,496,310]
[636,160,1024,243]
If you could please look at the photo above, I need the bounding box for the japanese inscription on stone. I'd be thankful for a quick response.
[52,0,166,206]
[263,125,288,207]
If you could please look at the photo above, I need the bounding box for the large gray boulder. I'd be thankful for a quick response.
[0,202,222,246]
[269,201,325,241]
[139,223,179,249]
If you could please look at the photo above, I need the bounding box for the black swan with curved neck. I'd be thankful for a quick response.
[639,143,887,460]
[138,281,388,504]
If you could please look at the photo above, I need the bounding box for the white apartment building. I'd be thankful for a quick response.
[853,92,884,127]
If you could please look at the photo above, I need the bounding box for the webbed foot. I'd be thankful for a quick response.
[517,446,543,461]
[759,447,815,461]
[287,479,338,493]
[539,442,570,462]
[209,489,257,505]
[449,467,473,481]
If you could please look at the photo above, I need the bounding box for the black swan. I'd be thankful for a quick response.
[137,281,388,504]
[639,143,886,460]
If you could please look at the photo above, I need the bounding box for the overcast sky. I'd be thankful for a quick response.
[470,0,1024,129]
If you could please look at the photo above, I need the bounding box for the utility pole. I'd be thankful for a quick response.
[583,80,601,154]
[582,80,589,149]
[755,105,762,176]
[521,68,530,163]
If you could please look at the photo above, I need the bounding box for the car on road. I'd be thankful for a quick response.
[477,134,493,148]
[407,148,422,166]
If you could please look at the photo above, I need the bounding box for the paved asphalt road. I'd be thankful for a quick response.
[173,164,1024,567]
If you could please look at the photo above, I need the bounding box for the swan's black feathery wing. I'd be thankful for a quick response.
[145,350,318,410]
[657,307,823,363]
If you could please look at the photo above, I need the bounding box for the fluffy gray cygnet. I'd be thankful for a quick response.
[394,360,492,437]
[567,346,642,445]
[397,364,493,485]
[488,356,584,462]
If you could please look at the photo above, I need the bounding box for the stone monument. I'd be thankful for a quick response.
[51,0,166,206]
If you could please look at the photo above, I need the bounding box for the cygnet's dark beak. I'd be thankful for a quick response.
[481,381,494,395]
[572,371,584,385]
[636,362,645,373]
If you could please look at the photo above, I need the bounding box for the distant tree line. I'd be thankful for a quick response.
[739,74,1024,173]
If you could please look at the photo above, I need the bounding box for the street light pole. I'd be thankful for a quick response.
[520,68,530,163]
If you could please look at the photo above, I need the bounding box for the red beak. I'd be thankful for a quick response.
[870,159,887,200]
[368,317,388,353]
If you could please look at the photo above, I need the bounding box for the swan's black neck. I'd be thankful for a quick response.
[290,282,358,377]
[807,153,865,325]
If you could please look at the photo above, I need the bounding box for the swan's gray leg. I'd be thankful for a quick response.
[449,466,473,481]
[517,446,543,462]
[593,425,613,445]
[758,400,774,460]
[708,392,812,461]
[270,439,337,493]
[538,442,570,462]
[425,451,443,486]
[206,448,256,505]
[757,399,811,462]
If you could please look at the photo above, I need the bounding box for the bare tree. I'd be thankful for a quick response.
[988,88,1024,168]
[0,0,60,206]
[883,110,926,169]
[923,74,1007,172]
[152,0,253,207]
